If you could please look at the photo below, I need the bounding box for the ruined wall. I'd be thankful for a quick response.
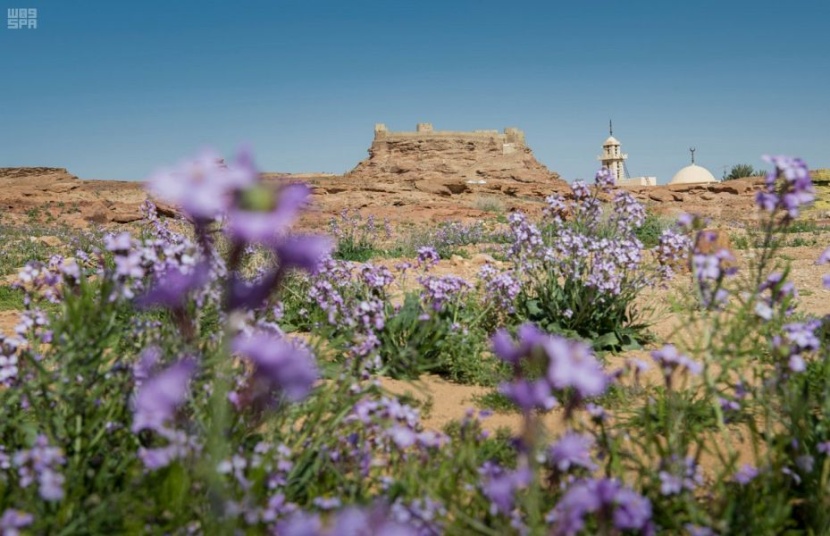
[349,123,559,184]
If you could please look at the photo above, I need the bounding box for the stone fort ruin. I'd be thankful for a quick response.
[346,122,559,184]
[374,123,528,155]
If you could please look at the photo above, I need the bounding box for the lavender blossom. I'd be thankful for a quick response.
[755,155,814,219]
[0,509,34,536]
[478,462,532,515]
[274,235,333,272]
[416,246,440,269]
[595,167,616,191]
[227,183,311,244]
[12,435,66,502]
[147,148,257,221]
[543,337,608,398]
[132,358,197,434]
[232,332,318,402]
[547,478,652,535]
[651,344,702,382]
[548,432,597,472]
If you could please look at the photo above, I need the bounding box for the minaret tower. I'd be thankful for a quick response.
[597,120,628,183]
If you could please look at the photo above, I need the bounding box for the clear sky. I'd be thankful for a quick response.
[1,0,828,183]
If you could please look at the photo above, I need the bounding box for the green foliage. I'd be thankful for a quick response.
[516,274,650,353]
[473,390,519,413]
[635,212,672,248]
[0,285,25,310]
[724,163,762,181]
[375,293,503,385]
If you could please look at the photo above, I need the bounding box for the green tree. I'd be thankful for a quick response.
[724,163,761,181]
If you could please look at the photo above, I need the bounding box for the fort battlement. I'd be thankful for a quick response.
[373,123,526,152]
[348,121,559,184]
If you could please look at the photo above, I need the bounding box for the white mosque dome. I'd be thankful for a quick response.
[603,136,620,146]
[669,163,718,185]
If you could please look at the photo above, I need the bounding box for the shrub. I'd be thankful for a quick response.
[723,163,762,181]
[508,169,680,351]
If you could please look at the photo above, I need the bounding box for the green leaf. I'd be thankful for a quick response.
[592,332,619,350]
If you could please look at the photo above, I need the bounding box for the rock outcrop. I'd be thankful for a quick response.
[346,123,563,186]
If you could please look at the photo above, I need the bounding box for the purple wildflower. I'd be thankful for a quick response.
[132,358,197,434]
[595,167,616,191]
[331,505,418,536]
[549,432,596,472]
[274,235,333,272]
[651,344,702,382]
[12,435,66,502]
[0,509,34,536]
[548,478,652,536]
[416,246,440,269]
[544,337,608,398]
[479,462,532,515]
[137,262,212,309]
[232,332,318,402]
[499,378,557,412]
[755,155,814,219]
[227,183,311,244]
[148,148,257,221]
[490,323,547,365]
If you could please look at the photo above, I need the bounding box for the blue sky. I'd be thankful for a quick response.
[1,0,828,183]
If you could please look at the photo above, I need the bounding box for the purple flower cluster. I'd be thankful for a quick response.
[595,167,616,192]
[818,246,830,289]
[654,227,692,280]
[416,246,440,270]
[547,478,653,536]
[755,272,798,321]
[772,320,821,373]
[417,274,472,312]
[733,464,759,485]
[479,461,532,515]
[548,432,597,473]
[755,155,814,219]
[0,509,33,536]
[658,456,704,495]
[232,331,319,403]
[131,358,202,470]
[146,148,332,311]
[691,232,736,309]
[651,345,702,387]
[508,212,545,269]
[543,194,568,225]
[478,263,521,314]
[12,435,66,501]
[276,503,420,536]
[0,335,21,387]
[612,190,646,234]
[492,324,609,412]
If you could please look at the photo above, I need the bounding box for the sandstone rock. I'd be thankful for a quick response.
[33,235,62,247]
[648,190,675,203]
[110,210,143,223]
[345,124,565,189]
[711,182,750,195]
[444,182,470,195]
[694,228,736,268]
[471,253,497,265]
[41,182,78,194]
[153,201,180,218]
[84,201,110,224]
[700,192,716,201]
[414,180,452,197]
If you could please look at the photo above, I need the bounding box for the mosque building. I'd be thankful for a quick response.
[668,147,718,185]
[598,122,718,186]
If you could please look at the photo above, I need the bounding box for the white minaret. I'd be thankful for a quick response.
[597,120,627,183]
